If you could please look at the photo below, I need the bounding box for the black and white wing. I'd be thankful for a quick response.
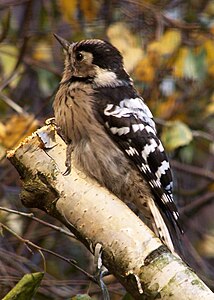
[96,90,183,251]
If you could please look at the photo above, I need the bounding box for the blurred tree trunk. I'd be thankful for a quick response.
[7,125,214,300]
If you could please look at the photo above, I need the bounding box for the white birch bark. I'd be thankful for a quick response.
[7,125,214,300]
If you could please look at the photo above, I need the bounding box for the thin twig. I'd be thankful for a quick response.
[128,0,200,30]
[0,0,31,10]
[12,36,29,73]
[0,222,96,283]
[192,130,214,142]
[0,71,22,92]
[0,206,76,239]
[0,70,25,115]
[0,49,61,76]
[163,14,199,30]
[171,160,214,181]
[180,192,214,215]
[156,119,213,143]
[174,182,211,197]
[0,93,24,114]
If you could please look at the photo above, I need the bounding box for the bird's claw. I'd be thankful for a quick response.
[62,143,74,176]
[63,165,71,176]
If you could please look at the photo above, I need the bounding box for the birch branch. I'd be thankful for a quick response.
[7,124,214,300]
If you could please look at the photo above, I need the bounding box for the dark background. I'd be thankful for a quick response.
[0,0,213,299]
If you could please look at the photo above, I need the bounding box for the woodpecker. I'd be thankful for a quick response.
[53,35,183,253]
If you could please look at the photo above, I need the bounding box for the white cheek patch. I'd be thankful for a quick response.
[94,68,118,87]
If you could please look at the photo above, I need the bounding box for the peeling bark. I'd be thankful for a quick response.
[7,125,214,300]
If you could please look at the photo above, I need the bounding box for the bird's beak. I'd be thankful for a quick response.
[54,34,71,51]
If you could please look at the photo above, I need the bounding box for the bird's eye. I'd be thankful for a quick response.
[76,52,83,61]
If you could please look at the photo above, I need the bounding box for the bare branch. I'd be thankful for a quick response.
[7,125,214,299]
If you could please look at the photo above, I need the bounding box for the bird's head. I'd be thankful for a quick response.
[54,34,130,87]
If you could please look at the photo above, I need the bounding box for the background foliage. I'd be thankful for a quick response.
[0,0,213,299]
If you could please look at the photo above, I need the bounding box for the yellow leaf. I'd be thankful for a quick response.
[155,94,178,119]
[205,93,214,116]
[0,144,6,160]
[173,47,189,78]
[80,0,100,21]
[134,57,155,83]
[148,29,181,59]
[33,41,52,62]
[161,121,193,152]
[160,29,181,56]
[107,22,144,72]
[2,114,39,149]
[209,24,214,35]
[204,1,214,15]
[207,64,214,76]
[0,122,6,141]
[0,122,6,159]
[204,39,214,61]
[0,45,23,84]
[59,0,78,23]
[206,102,214,114]
[197,234,214,258]
[204,39,214,76]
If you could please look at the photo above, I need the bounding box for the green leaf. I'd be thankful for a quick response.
[184,49,206,80]
[37,69,58,96]
[184,50,197,80]
[71,294,93,300]
[161,121,193,152]
[178,144,194,164]
[0,45,17,77]
[2,272,44,300]
[195,48,207,81]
